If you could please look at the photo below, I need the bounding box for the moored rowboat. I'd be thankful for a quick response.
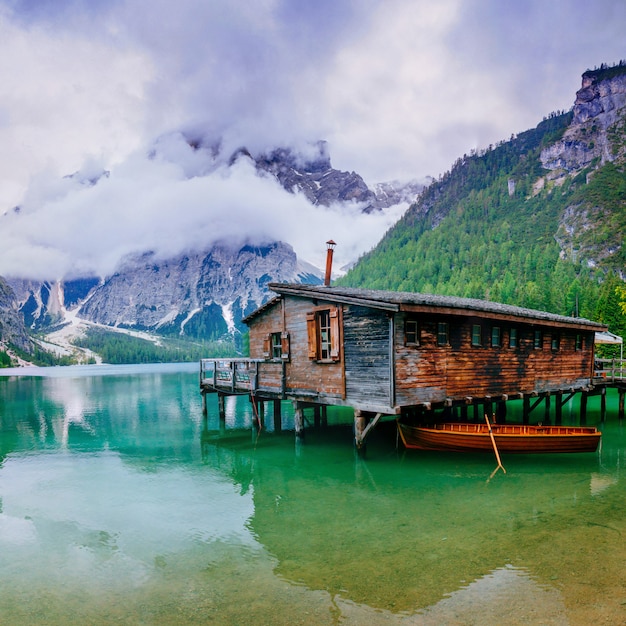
[397,421,601,453]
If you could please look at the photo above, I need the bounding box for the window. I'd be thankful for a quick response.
[551,333,560,351]
[575,334,583,351]
[534,330,543,349]
[263,331,290,360]
[471,324,482,347]
[437,322,449,346]
[405,320,419,345]
[307,307,340,361]
[509,328,518,348]
[318,310,332,359]
[491,326,501,348]
[271,332,282,359]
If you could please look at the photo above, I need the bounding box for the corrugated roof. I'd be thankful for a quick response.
[245,283,606,330]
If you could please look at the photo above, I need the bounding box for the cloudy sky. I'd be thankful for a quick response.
[0,0,624,279]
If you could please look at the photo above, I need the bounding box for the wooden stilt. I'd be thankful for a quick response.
[354,408,368,457]
[544,392,551,424]
[321,405,328,427]
[293,402,305,440]
[201,391,207,417]
[523,395,530,425]
[460,404,468,421]
[218,393,226,427]
[496,400,507,424]
[273,400,282,432]
[619,390,625,421]
[600,387,606,422]
[259,401,265,430]
[580,391,588,425]
[484,397,493,422]
[555,392,563,425]
[313,405,321,428]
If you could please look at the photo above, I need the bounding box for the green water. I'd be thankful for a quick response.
[0,364,624,625]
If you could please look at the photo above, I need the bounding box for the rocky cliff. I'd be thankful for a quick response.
[254,142,420,212]
[0,277,31,352]
[12,241,321,342]
[78,240,320,338]
[541,65,626,172]
[540,63,626,275]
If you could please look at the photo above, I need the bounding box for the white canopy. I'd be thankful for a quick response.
[595,331,623,360]
[595,331,623,345]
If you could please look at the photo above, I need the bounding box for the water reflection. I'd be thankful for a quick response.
[0,367,624,624]
[201,427,618,616]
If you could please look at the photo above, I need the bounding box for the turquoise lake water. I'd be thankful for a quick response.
[0,363,624,625]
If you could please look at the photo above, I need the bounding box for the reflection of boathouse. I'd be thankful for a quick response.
[200,278,622,450]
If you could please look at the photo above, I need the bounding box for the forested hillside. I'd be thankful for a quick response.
[339,66,626,352]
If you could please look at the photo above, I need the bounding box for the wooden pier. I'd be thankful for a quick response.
[200,283,622,453]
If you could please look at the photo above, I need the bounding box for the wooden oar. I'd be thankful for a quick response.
[485,414,506,475]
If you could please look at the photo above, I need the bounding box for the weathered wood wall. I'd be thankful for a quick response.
[248,296,345,401]
[343,305,391,410]
[394,312,595,406]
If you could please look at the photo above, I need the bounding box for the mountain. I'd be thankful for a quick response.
[339,63,626,340]
[77,241,320,339]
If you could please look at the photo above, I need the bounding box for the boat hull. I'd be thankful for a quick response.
[397,422,601,453]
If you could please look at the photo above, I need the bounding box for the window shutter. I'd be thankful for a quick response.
[306,312,317,359]
[281,332,290,360]
[330,307,340,361]
[262,334,270,359]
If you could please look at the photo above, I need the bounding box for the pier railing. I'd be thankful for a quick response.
[594,358,625,383]
[200,358,285,396]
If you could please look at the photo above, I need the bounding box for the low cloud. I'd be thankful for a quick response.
[0,138,407,280]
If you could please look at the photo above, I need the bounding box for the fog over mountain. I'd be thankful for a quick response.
[1,137,411,281]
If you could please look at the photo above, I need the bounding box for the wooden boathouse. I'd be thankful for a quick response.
[200,281,621,452]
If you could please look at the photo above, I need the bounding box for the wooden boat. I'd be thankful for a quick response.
[397,421,601,453]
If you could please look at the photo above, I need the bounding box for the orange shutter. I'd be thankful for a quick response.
[262,334,270,359]
[281,332,290,360]
[330,307,340,361]
[306,312,317,359]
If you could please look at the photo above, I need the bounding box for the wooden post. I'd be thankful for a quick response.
[218,393,226,427]
[293,402,305,440]
[600,387,606,422]
[580,391,588,425]
[523,395,530,425]
[484,397,493,422]
[619,390,625,421]
[354,408,368,457]
[555,392,563,425]
[496,400,507,424]
[313,405,321,428]
[273,399,282,432]
[201,390,207,417]
[258,400,266,430]
[544,392,551,424]
[473,400,481,423]
[321,405,328,427]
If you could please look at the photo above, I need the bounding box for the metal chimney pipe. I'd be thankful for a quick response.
[324,240,336,286]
